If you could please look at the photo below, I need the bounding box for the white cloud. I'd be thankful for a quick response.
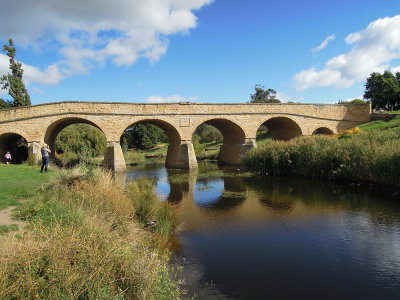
[311,34,336,53]
[146,94,198,103]
[31,87,44,94]
[340,95,364,102]
[276,92,303,103]
[0,0,213,86]
[392,66,400,73]
[0,54,8,78]
[294,15,400,91]
[0,53,65,86]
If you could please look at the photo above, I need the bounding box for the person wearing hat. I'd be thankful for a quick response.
[40,144,51,173]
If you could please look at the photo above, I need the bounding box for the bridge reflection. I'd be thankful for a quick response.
[115,163,400,232]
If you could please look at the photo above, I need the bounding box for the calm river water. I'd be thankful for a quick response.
[123,162,400,300]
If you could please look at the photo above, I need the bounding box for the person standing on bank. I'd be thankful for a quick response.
[40,144,51,173]
[4,151,11,165]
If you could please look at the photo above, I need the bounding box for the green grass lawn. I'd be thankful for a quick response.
[381,110,400,115]
[358,115,400,131]
[123,143,169,165]
[256,130,272,146]
[0,164,52,210]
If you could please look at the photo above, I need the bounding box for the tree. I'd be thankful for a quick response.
[364,71,400,110]
[0,98,12,109]
[250,85,281,103]
[194,124,222,145]
[121,123,167,150]
[0,39,31,107]
[338,99,366,105]
[55,124,106,157]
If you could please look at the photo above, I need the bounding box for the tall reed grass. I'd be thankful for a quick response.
[242,129,400,186]
[0,166,181,300]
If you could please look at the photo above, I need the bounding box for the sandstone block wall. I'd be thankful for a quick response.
[0,101,371,143]
[0,101,371,170]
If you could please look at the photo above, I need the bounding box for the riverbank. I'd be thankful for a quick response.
[0,166,182,299]
[242,116,400,187]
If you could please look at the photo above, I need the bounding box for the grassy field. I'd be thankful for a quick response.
[124,144,168,165]
[0,164,52,210]
[242,116,400,187]
[379,111,400,114]
[358,115,400,131]
[256,130,272,146]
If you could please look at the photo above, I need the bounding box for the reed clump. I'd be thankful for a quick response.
[128,177,177,237]
[242,128,400,186]
[0,165,181,300]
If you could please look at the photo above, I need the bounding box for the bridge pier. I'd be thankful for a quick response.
[28,142,42,162]
[166,141,198,169]
[219,139,256,166]
[103,141,197,172]
[103,142,126,172]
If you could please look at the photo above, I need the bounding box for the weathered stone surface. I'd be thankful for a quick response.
[103,142,126,172]
[0,101,371,171]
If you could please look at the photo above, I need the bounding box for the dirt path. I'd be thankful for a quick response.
[0,206,27,229]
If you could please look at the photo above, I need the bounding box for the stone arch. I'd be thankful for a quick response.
[193,118,247,165]
[43,117,106,159]
[312,127,334,135]
[259,117,302,141]
[0,132,28,163]
[119,118,182,168]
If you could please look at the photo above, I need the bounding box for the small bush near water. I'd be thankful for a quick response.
[242,128,400,187]
[0,166,181,300]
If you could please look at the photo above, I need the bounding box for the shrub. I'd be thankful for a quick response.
[242,129,400,186]
[26,153,37,166]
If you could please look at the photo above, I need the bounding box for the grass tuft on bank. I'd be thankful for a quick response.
[242,116,400,187]
[0,165,182,300]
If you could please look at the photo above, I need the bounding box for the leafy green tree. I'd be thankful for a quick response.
[55,124,106,157]
[396,72,400,84]
[338,99,366,105]
[194,124,222,145]
[0,98,12,109]
[121,123,167,150]
[250,85,281,103]
[364,71,400,110]
[192,135,205,157]
[348,99,367,104]
[0,39,31,107]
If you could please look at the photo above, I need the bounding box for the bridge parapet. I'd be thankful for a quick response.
[0,102,371,123]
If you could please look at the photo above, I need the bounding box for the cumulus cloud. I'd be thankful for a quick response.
[0,0,213,85]
[146,94,198,103]
[294,15,400,91]
[392,66,400,73]
[276,92,303,103]
[311,34,336,53]
[0,53,65,86]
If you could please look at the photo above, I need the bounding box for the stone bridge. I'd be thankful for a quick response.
[0,101,371,171]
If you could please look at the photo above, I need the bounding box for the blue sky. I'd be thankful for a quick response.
[1,0,400,105]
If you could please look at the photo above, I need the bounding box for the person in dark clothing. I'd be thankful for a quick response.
[40,144,51,173]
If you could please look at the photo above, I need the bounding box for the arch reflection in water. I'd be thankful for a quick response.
[194,176,246,211]
[124,163,400,225]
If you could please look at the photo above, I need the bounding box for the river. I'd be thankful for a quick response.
[123,162,400,300]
